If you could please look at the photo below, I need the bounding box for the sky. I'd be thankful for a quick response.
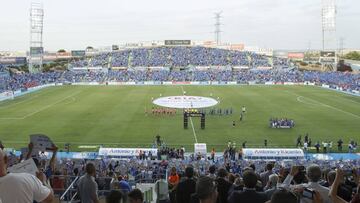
[0,0,359,51]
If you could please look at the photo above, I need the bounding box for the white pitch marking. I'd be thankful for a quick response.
[0,95,39,109]
[180,86,185,95]
[189,117,198,143]
[0,91,82,120]
[22,91,82,119]
[296,96,319,106]
[180,85,198,143]
[290,91,360,119]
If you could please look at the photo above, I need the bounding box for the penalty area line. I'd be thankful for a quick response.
[289,91,360,119]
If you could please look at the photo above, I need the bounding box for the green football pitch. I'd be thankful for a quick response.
[0,85,359,152]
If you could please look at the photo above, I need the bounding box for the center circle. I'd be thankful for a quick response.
[153,96,219,109]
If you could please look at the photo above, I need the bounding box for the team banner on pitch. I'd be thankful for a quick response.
[242,148,304,159]
[98,148,158,157]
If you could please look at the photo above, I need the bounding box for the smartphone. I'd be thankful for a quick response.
[302,188,315,199]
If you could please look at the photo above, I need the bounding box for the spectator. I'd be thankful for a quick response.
[216,168,232,203]
[168,167,180,203]
[265,174,279,199]
[106,190,123,203]
[228,170,268,203]
[195,176,218,203]
[327,170,352,201]
[329,169,349,203]
[77,162,100,203]
[155,174,169,203]
[128,188,144,203]
[260,163,274,188]
[283,164,331,203]
[208,165,217,179]
[118,175,131,193]
[0,148,54,203]
[268,188,298,203]
[176,166,197,203]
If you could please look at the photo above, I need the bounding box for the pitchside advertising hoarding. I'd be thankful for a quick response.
[242,148,304,159]
[194,143,207,155]
[165,40,191,46]
[98,147,158,157]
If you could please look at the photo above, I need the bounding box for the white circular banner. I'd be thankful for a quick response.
[153,96,218,109]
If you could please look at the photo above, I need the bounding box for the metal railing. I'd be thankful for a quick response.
[60,176,79,201]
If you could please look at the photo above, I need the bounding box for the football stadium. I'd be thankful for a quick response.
[0,0,359,203]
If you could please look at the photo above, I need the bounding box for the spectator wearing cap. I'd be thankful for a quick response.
[0,148,54,203]
[77,162,99,203]
[215,167,232,203]
[128,188,144,203]
[228,170,268,203]
[176,165,197,203]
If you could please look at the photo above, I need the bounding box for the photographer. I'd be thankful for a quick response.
[281,165,331,203]
[330,169,360,203]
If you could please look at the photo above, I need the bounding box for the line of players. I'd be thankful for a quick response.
[145,106,246,117]
[146,107,177,116]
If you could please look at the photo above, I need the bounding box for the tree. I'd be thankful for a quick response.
[344,51,360,61]
[57,49,66,53]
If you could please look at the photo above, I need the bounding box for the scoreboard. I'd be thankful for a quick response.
[165,40,191,46]
[71,50,86,57]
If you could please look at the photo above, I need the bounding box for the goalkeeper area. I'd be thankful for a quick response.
[0,85,359,152]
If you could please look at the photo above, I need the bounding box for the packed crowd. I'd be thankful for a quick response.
[85,47,267,68]
[0,68,359,93]
[1,142,359,203]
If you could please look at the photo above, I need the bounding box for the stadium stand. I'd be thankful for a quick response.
[0,47,358,94]
[1,143,359,203]
[0,47,359,202]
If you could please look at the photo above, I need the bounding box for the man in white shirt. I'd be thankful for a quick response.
[281,164,332,203]
[77,162,100,203]
[0,149,54,203]
[155,175,169,203]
